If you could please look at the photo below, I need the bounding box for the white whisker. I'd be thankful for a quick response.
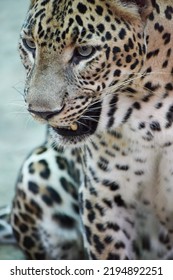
[12,81,25,97]
[76,120,90,129]
[8,103,26,108]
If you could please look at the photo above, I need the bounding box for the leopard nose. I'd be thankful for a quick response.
[28,106,64,120]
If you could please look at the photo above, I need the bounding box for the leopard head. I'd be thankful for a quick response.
[20,0,152,145]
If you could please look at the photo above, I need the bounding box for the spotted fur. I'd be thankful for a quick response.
[11,0,173,259]
[0,206,15,244]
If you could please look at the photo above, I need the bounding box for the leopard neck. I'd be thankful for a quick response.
[140,1,173,94]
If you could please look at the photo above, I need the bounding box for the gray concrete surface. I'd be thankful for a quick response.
[0,0,45,259]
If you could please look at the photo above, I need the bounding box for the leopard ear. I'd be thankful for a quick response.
[121,0,152,19]
[121,0,148,8]
[130,0,146,8]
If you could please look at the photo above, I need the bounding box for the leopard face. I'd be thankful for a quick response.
[20,0,150,145]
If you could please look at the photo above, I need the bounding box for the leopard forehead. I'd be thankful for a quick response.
[24,0,142,49]
[22,0,146,95]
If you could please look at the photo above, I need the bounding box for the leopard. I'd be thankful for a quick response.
[10,0,173,259]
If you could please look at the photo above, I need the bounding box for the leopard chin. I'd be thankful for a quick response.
[52,101,102,140]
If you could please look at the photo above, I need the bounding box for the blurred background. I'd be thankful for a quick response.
[0,0,45,258]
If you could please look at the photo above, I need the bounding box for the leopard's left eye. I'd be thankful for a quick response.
[76,46,95,57]
[71,46,96,64]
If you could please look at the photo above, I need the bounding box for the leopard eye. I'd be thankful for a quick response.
[76,46,95,57]
[23,38,36,52]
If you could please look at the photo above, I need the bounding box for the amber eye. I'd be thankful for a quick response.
[76,46,95,57]
[23,38,36,52]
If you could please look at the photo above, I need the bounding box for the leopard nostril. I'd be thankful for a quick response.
[28,105,65,120]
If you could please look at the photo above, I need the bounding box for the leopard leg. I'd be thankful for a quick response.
[154,145,173,259]
[11,140,85,259]
[80,133,165,260]
[80,180,137,260]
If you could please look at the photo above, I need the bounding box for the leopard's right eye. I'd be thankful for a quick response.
[22,38,36,53]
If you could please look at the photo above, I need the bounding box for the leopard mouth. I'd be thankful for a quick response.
[53,101,101,137]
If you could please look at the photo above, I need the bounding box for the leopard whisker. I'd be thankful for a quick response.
[80,116,100,122]
[76,120,91,129]
[12,82,25,97]
[8,103,27,108]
